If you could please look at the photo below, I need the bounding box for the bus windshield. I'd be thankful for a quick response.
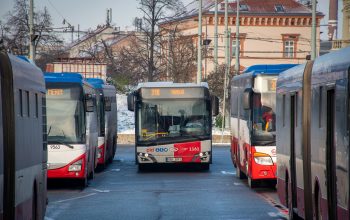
[137,99,211,144]
[252,93,276,145]
[46,83,86,144]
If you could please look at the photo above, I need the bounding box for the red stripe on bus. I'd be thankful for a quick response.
[48,153,87,179]
[174,141,201,162]
[97,144,105,164]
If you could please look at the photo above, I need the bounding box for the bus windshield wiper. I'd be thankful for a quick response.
[50,141,74,149]
[262,141,276,146]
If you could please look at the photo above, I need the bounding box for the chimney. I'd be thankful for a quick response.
[328,0,338,40]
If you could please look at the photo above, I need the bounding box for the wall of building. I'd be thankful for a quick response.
[162,15,322,74]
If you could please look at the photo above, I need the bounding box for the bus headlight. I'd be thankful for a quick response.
[68,159,82,172]
[253,152,273,165]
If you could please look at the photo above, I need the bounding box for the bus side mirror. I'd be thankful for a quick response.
[127,93,135,111]
[104,97,111,112]
[243,88,252,110]
[212,96,219,116]
[85,94,94,112]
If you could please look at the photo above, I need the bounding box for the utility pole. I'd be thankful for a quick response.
[311,0,317,60]
[235,0,240,75]
[214,0,218,72]
[221,0,229,141]
[29,0,35,60]
[197,0,202,84]
[166,32,171,80]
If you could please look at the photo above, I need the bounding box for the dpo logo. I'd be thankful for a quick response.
[146,147,178,153]
[271,149,276,156]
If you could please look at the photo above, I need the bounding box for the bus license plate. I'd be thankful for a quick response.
[166,157,182,162]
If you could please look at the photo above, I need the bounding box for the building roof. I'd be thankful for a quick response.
[162,0,322,25]
[224,0,314,15]
[137,81,209,89]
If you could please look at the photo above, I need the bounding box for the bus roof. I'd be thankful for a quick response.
[6,54,46,93]
[44,72,89,85]
[86,78,104,89]
[242,64,298,76]
[137,81,209,89]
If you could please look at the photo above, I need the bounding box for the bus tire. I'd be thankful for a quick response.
[236,166,245,179]
[32,185,37,220]
[248,176,257,188]
[201,163,210,171]
[138,164,147,171]
[315,184,322,220]
[88,156,95,180]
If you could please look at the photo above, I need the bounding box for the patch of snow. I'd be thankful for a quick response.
[117,94,135,133]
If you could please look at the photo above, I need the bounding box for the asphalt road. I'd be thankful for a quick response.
[45,144,287,220]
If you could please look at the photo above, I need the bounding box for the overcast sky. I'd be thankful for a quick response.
[0,0,337,41]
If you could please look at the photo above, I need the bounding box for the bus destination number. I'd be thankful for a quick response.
[170,89,185,95]
[48,89,64,96]
[268,80,277,91]
[151,89,160,96]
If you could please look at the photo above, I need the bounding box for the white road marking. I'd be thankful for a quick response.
[233,182,243,186]
[268,212,278,217]
[44,217,55,220]
[109,168,121,172]
[221,171,236,175]
[91,188,111,193]
[52,193,97,203]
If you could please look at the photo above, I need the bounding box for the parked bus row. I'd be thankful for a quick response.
[229,47,350,219]
[0,52,118,219]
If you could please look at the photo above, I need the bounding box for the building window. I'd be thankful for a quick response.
[231,33,246,57]
[282,34,299,58]
[232,40,237,57]
[284,40,294,58]
[240,4,249,11]
[275,4,284,12]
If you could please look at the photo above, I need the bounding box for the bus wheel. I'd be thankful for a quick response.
[236,166,245,179]
[138,164,148,171]
[248,176,257,188]
[315,186,322,220]
[88,156,95,180]
[201,163,210,171]
[32,186,37,220]
[288,195,301,220]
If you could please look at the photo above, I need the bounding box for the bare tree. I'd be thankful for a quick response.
[162,32,197,83]
[2,0,60,57]
[206,64,234,101]
[136,0,184,81]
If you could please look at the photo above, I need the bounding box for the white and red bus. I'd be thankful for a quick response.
[0,53,47,219]
[230,64,296,188]
[127,82,219,170]
[87,78,117,167]
[45,73,98,187]
[276,47,350,219]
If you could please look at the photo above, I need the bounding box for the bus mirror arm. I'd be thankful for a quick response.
[127,93,135,111]
[211,96,219,116]
[243,88,253,110]
[85,94,94,112]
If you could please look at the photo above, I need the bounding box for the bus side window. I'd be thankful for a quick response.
[283,94,286,127]
[35,93,38,118]
[319,87,323,128]
[26,91,30,117]
[19,89,23,117]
